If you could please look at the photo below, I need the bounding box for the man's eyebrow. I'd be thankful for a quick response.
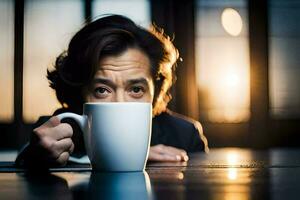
[93,78,116,88]
[126,78,149,86]
[92,77,149,87]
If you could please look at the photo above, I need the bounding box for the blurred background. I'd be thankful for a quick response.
[0,0,299,150]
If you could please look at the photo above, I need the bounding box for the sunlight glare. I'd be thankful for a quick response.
[205,64,250,123]
[225,72,239,87]
[227,168,237,180]
[227,152,238,165]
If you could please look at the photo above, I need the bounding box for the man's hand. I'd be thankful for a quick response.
[148,144,189,162]
[32,116,74,166]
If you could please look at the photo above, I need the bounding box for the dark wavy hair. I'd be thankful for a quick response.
[47,15,178,116]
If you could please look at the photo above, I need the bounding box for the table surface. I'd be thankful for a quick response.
[1,148,300,200]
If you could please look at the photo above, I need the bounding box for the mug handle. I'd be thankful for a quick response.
[56,112,87,132]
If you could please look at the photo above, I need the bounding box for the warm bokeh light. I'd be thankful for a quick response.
[177,172,184,180]
[225,72,239,87]
[222,148,254,166]
[201,62,250,123]
[224,192,249,200]
[227,168,237,180]
[221,8,243,36]
[226,152,238,165]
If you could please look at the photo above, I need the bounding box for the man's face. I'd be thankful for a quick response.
[85,48,154,103]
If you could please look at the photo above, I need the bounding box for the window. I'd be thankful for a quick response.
[23,0,84,122]
[0,0,14,122]
[195,0,250,123]
[269,0,300,119]
[92,0,150,27]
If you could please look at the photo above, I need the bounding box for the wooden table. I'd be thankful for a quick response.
[1,148,300,200]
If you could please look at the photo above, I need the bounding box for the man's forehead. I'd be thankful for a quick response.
[98,65,147,72]
[93,68,153,84]
[95,67,151,77]
[98,48,151,71]
[93,77,150,85]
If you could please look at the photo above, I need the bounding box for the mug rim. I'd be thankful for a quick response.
[84,102,151,105]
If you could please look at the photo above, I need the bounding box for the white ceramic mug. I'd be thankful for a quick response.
[57,102,152,172]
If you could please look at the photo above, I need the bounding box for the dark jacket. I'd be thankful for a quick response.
[15,109,208,167]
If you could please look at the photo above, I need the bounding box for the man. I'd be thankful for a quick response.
[16,15,208,168]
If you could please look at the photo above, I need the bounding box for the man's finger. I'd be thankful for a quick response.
[69,142,75,154]
[54,138,73,153]
[164,146,187,157]
[56,151,70,166]
[50,123,73,140]
[151,145,188,161]
[164,147,188,161]
[148,151,180,162]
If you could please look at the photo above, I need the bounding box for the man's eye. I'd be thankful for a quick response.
[95,87,109,94]
[132,86,143,93]
[129,86,145,98]
[94,87,111,98]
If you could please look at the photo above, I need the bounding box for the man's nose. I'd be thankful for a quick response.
[115,90,125,102]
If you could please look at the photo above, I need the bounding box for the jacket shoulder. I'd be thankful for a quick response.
[154,109,209,152]
[157,109,199,128]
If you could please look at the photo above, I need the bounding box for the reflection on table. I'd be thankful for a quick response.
[1,148,300,200]
[71,172,152,200]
